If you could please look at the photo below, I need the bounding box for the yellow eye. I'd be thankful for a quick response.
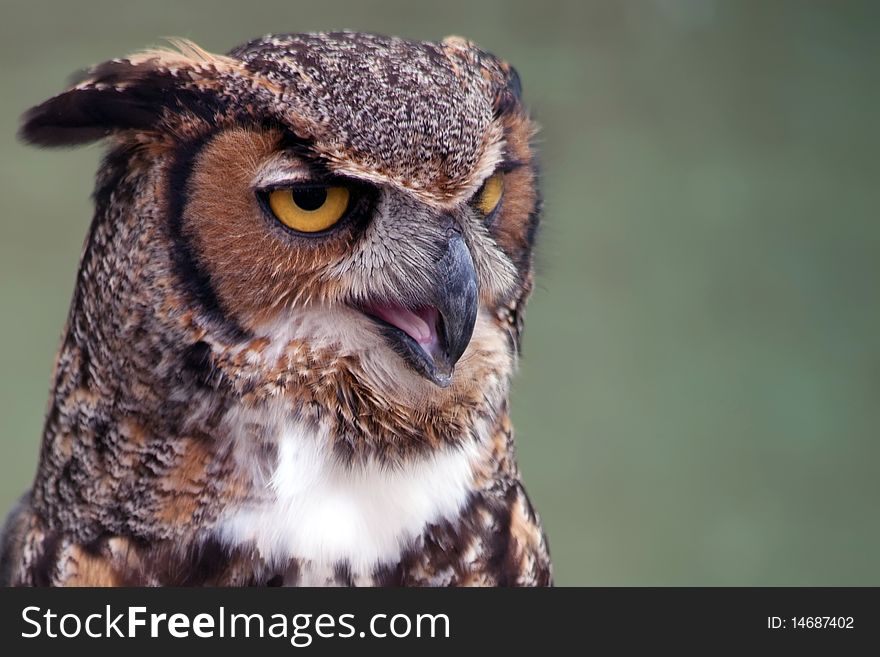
[475,172,504,216]
[267,185,351,233]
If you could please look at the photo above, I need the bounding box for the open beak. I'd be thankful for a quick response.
[361,234,479,387]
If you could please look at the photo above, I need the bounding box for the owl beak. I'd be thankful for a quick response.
[361,234,479,387]
[432,234,480,378]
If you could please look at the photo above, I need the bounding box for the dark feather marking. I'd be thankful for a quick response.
[181,340,216,389]
[176,536,233,586]
[493,69,523,118]
[373,560,405,587]
[76,343,92,388]
[82,533,109,557]
[334,561,355,587]
[283,559,301,587]
[30,531,62,587]
[166,132,249,342]
[494,486,520,587]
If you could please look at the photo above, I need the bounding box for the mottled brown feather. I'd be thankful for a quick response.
[2,32,551,587]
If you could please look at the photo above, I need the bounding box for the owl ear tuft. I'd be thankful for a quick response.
[20,42,235,147]
[19,60,175,147]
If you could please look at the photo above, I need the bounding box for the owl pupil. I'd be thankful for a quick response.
[292,188,328,211]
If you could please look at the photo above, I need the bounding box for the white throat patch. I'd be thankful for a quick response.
[215,419,479,578]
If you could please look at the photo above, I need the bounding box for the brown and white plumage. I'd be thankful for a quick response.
[0,32,550,586]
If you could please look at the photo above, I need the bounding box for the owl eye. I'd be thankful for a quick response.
[474,172,504,217]
[267,185,351,233]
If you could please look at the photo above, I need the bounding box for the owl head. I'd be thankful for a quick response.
[22,33,540,457]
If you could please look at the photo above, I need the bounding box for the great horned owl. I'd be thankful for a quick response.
[0,32,550,586]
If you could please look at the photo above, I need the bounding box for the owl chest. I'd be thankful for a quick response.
[213,420,477,583]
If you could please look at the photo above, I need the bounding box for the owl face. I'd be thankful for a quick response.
[22,32,539,418]
[182,124,524,389]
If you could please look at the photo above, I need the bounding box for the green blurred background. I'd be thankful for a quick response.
[1,0,878,585]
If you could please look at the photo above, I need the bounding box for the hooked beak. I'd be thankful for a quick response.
[360,234,479,387]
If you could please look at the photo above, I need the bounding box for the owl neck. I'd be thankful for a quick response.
[36,294,517,544]
[35,309,518,542]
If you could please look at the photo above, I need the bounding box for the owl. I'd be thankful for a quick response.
[0,32,550,586]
